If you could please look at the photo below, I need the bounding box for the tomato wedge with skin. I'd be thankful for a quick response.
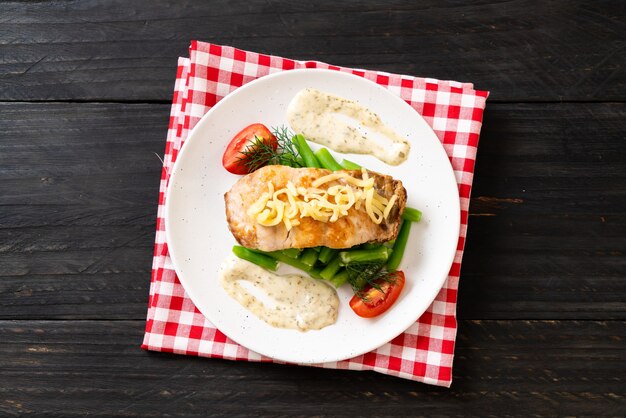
[349,271,405,318]
[222,123,277,175]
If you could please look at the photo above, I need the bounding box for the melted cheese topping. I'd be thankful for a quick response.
[247,168,396,230]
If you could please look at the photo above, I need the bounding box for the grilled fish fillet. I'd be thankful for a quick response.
[224,165,407,251]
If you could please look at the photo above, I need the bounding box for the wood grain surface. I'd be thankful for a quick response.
[1,0,624,102]
[0,0,624,416]
[1,320,624,416]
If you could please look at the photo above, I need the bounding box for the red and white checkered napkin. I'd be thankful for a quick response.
[142,41,489,387]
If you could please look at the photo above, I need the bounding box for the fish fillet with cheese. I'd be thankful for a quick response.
[224,165,407,251]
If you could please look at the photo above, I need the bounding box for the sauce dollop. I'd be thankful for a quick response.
[219,256,339,332]
[287,88,411,165]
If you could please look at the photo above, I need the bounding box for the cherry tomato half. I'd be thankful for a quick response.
[222,123,277,175]
[349,271,405,318]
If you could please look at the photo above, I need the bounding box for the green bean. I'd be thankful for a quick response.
[387,220,411,271]
[265,250,313,272]
[299,248,319,268]
[328,268,351,287]
[339,247,391,265]
[293,134,321,168]
[340,159,362,170]
[402,207,422,223]
[360,242,382,250]
[318,247,338,264]
[280,248,302,259]
[320,255,343,281]
[308,267,323,280]
[314,148,343,171]
[262,251,322,279]
[232,246,278,271]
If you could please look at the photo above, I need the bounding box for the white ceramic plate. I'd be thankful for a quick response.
[165,69,460,364]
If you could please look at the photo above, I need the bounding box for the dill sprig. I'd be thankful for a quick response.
[346,263,398,301]
[237,125,304,172]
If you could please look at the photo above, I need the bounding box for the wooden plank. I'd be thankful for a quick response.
[0,102,162,318]
[461,101,626,319]
[0,102,169,180]
[0,320,623,415]
[0,102,624,320]
[0,273,151,319]
[472,102,626,215]
[1,0,624,101]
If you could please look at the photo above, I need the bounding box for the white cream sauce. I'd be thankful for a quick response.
[219,256,339,332]
[286,88,411,166]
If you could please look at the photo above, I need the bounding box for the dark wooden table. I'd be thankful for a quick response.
[1,1,624,416]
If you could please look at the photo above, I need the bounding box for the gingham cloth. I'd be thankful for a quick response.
[142,41,489,387]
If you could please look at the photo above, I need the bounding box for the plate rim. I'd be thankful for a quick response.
[164,68,460,363]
